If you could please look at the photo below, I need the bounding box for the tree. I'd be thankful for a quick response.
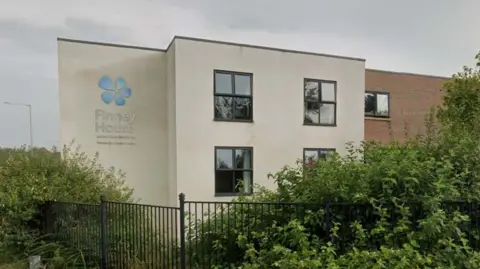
[0,143,132,262]
[437,52,480,134]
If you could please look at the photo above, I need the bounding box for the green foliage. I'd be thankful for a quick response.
[188,137,480,268]
[186,52,480,268]
[0,142,133,264]
[0,146,60,166]
[25,239,92,269]
[437,55,480,134]
[102,203,180,267]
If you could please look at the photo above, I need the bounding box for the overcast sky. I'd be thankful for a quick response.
[0,0,479,148]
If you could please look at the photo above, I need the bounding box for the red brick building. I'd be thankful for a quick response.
[364,69,448,142]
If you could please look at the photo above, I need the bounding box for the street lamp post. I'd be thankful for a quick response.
[4,102,33,149]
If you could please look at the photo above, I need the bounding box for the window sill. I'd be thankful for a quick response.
[214,118,254,123]
[303,123,337,127]
[215,193,253,197]
[365,117,391,121]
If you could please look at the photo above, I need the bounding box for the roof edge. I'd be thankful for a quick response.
[56,36,452,79]
[173,35,366,62]
[57,37,166,52]
[56,36,366,62]
[366,68,450,80]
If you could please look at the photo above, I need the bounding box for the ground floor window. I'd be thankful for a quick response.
[215,147,253,196]
[303,148,336,166]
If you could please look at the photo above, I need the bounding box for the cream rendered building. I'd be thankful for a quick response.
[58,36,365,206]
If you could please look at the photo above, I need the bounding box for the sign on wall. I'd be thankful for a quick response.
[95,75,136,145]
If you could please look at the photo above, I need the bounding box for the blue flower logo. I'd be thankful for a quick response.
[98,76,132,106]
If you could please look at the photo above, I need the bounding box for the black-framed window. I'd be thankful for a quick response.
[303,148,336,165]
[365,91,389,118]
[215,147,253,196]
[304,79,337,126]
[214,70,253,122]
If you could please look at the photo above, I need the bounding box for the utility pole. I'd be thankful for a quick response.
[4,102,33,150]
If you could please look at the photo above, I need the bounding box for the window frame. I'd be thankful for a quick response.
[364,91,390,118]
[214,146,254,197]
[303,78,337,126]
[213,70,254,122]
[303,148,336,165]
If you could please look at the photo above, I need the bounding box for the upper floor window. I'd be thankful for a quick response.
[215,147,253,196]
[303,148,336,166]
[214,70,253,122]
[365,91,389,118]
[304,79,337,126]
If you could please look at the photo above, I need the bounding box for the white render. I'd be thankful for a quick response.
[58,36,365,206]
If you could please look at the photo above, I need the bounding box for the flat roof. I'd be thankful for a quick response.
[366,68,450,80]
[57,36,450,79]
[57,37,166,52]
[170,36,365,62]
[58,35,365,62]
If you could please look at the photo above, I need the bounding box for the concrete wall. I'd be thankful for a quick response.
[166,41,178,206]
[365,69,447,142]
[58,40,171,205]
[58,36,366,205]
[174,38,365,201]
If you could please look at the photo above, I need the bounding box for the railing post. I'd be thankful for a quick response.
[179,193,186,269]
[100,195,108,269]
[325,199,331,241]
[41,201,53,235]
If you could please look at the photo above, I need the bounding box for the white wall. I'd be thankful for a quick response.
[174,38,365,201]
[58,40,171,206]
[58,37,365,205]
[166,41,178,206]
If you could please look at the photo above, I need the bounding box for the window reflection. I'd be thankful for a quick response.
[214,71,253,121]
[215,147,253,195]
[304,103,320,124]
[304,79,336,125]
[214,96,233,120]
[364,92,389,117]
[320,104,335,125]
[304,81,319,101]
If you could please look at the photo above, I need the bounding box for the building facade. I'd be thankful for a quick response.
[364,69,447,143]
[58,36,366,206]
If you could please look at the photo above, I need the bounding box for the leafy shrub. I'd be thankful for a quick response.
[102,202,180,267]
[187,138,480,268]
[38,199,178,268]
[0,142,133,263]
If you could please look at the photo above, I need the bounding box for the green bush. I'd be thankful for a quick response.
[102,202,180,267]
[0,142,133,264]
[187,138,480,268]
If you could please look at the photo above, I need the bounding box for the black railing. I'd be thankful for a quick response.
[41,201,102,268]
[41,197,180,269]
[103,199,180,268]
[40,195,480,269]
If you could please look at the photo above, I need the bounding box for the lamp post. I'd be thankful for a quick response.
[4,102,33,149]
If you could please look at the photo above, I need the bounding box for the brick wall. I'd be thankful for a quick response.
[365,69,448,142]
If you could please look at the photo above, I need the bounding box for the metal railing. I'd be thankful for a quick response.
[41,197,180,269]
[40,195,480,269]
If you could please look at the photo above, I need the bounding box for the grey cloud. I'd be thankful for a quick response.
[166,0,455,34]
[167,0,480,76]
[0,17,132,54]
[0,74,59,147]
[168,0,473,55]
[0,19,57,54]
[62,18,132,44]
